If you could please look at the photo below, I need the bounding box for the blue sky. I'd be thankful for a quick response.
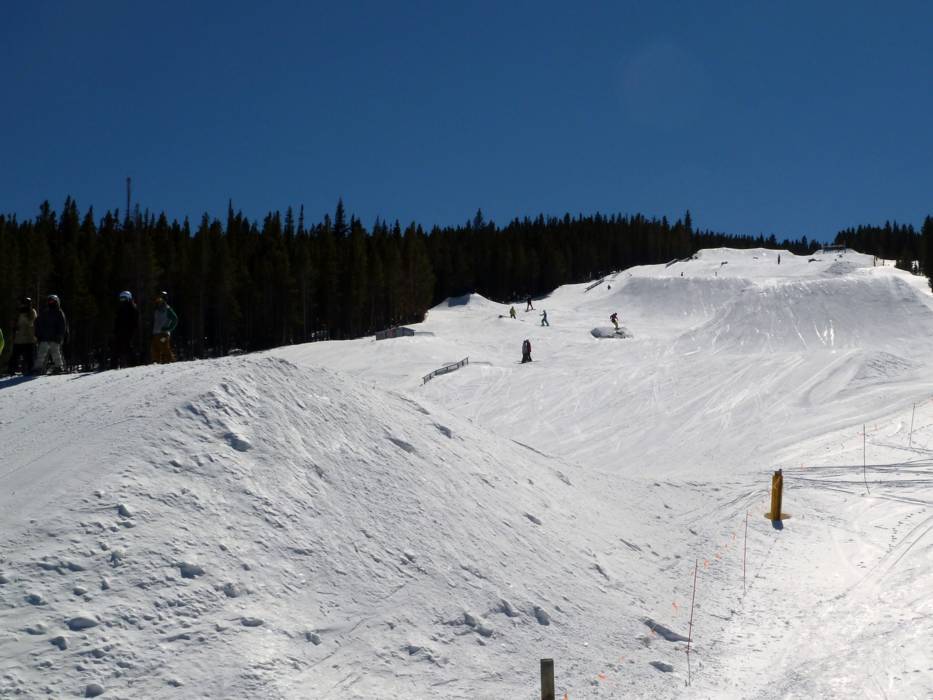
[2,1,931,240]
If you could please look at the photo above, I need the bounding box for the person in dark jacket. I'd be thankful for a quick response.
[33,294,68,374]
[151,291,178,364]
[7,297,37,375]
[521,338,532,363]
[110,290,140,369]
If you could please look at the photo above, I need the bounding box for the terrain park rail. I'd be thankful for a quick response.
[422,357,469,385]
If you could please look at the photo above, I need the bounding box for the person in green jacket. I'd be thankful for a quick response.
[150,291,178,364]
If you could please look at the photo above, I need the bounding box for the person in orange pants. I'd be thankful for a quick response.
[151,291,178,364]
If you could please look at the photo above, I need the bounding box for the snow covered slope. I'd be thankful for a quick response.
[2,248,932,698]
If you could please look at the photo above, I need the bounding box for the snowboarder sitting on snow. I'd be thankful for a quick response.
[521,338,532,363]
[509,306,516,319]
[610,312,619,330]
[33,294,68,374]
[525,296,534,311]
[540,310,549,326]
[151,291,178,364]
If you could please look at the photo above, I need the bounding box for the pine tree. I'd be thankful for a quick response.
[922,217,933,289]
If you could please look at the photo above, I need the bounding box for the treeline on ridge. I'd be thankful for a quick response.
[2,197,917,369]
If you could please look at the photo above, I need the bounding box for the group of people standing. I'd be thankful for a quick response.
[3,291,179,376]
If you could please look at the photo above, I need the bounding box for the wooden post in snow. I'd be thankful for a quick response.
[540,658,555,700]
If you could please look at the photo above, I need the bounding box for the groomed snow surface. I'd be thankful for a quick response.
[1,247,931,699]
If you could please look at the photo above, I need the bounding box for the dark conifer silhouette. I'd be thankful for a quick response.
[0,197,923,370]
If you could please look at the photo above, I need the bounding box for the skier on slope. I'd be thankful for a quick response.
[33,294,68,374]
[509,306,516,319]
[610,312,619,331]
[525,296,534,311]
[521,338,532,363]
[540,310,549,326]
[151,291,178,364]
[111,291,140,369]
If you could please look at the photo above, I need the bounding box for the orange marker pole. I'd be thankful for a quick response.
[686,558,698,685]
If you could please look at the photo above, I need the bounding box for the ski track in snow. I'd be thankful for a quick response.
[1,247,932,698]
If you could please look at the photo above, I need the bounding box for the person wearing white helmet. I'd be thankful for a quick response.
[33,294,68,374]
[110,290,139,369]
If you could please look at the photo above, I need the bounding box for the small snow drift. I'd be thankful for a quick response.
[591,326,633,339]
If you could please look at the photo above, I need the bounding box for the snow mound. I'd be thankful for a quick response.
[0,355,655,698]
[673,275,933,354]
[591,326,633,339]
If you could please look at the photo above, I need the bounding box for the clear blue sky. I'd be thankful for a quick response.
[2,1,932,240]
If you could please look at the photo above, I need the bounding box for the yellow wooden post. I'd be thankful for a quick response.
[766,469,785,521]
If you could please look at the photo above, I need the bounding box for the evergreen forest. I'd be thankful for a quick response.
[2,197,930,369]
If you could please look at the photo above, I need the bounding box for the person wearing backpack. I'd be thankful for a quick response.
[521,338,532,363]
[151,291,178,364]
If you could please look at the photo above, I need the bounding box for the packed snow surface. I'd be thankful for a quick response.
[2,247,932,698]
